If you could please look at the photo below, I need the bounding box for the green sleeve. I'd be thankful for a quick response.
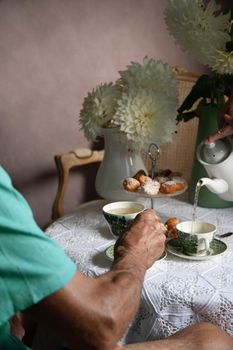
[0,166,77,326]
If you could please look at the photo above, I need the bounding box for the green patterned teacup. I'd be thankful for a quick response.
[176,221,216,256]
[103,201,145,237]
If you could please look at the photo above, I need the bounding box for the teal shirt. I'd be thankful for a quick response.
[0,166,77,348]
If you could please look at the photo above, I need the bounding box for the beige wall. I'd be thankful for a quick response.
[0,0,206,228]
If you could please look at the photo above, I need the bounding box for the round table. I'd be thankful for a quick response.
[45,196,233,344]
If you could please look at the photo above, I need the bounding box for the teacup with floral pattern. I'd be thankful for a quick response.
[176,221,216,256]
[103,201,145,237]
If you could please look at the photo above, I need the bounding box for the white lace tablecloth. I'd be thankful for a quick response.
[46,196,233,344]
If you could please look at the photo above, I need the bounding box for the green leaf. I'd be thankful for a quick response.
[177,71,233,123]
[178,75,213,113]
[176,111,197,123]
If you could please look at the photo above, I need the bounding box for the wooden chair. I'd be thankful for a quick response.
[52,148,104,220]
[52,67,200,220]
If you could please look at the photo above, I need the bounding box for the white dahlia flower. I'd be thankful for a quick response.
[118,56,178,101]
[79,57,179,150]
[113,87,177,151]
[79,83,121,141]
[164,0,232,74]
[211,50,233,75]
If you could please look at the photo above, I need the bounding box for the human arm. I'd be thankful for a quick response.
[0,167,164,349]
[204,92,233,143]
[24,209,166,350]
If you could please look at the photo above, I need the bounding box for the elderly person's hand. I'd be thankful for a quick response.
[204,92,233,144]
[114,209,166,271]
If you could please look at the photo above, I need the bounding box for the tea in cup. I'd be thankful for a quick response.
[103,201,145,237]
[176,221,216,256]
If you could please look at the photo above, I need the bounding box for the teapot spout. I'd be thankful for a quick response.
[199,177,229,195]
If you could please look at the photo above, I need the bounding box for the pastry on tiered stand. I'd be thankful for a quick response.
[122,177,141,192]
[123,170,160,196]
[123,168,187,197]
[159,180,177,194]
[140,178,160,196]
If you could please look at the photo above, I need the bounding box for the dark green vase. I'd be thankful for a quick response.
[188,104,233,208]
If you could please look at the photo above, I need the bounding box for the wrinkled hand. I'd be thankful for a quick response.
[204,93,233,144]
[114,209,166,271]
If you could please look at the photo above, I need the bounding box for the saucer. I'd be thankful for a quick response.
[105,245,167,262]
[105,245,115,261]
[166,238,227,260]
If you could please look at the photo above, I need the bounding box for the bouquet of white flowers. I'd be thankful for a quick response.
[79,57,179,151]
[164,0,233,122]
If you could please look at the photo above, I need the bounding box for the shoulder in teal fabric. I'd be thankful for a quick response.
[0,166,77,327]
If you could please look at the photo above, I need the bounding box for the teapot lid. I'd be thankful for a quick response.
[198,138,232,164]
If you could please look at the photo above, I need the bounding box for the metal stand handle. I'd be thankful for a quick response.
[147,143,160,209]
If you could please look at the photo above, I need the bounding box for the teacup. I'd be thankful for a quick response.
[103,201,145,237]
[176,221,216,256]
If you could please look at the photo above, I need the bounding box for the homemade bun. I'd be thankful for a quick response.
[123,169,187,196]
[175,182,186,191]
[155,176,169,185]
[140,179,160,196]
[133,169,148,185]
[172,177,186,191]
[158,169,172,177]
[123,177,140,192]
[159,180,177,194]
[164,217,182,239]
